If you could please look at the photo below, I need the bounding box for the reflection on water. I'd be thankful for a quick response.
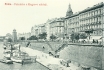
[0,62,48,70]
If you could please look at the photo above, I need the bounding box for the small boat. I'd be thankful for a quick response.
[0,57,13,64]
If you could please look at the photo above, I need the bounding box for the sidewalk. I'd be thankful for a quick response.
[21,47,79,70]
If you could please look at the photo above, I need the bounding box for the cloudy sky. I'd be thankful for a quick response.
[0,0,103,36]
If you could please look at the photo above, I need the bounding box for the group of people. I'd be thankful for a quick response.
[92,39,99,43]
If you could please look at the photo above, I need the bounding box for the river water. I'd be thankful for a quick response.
[0,42,49,70]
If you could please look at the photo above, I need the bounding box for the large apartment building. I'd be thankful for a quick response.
[31,24,46,37]
[45,18,65,40]
[19,2,104,41]
[65,2,104,37]
[50,18,65,38]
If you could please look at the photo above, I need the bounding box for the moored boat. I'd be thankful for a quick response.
[11,56,23,63]
[3,42,35,64]
[0,57,13,64]
[11,51,32,63]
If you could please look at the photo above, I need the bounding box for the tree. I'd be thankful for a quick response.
[79,33,87,39]
[28,35,38,40]
[7,38,12,42]
[42,32,47,39]
[20,37,25,40]
[75,33,80,41]
[50,34,57,41]
[70,33,79,43]
[39,32,47,39]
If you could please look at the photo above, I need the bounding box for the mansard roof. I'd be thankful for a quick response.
[80,2,104,13]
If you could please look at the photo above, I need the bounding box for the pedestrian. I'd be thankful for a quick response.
[26,42,30,47]
[43,46,45,49]
[96,40,98,44]
[42,46,45,51]
[22,60,24,65]
[93,39,95,43]
[19,44,21,52]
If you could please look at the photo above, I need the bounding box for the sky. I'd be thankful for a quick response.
[0,0,103,36]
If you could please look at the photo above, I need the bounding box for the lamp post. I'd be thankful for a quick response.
[10,43,13,58]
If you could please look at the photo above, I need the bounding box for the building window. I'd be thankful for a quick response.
[93,31,96,34]
[59,22,61,25]
[98,9,100,15]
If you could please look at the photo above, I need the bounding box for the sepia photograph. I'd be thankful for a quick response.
[0,0,104,70]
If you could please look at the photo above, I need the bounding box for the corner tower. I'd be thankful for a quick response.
[12,29,17,42]
[66,3,73,17]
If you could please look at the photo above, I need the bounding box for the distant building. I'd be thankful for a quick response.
[38,24,46,34]
[31,26,36,36]
[5,33,12,39]
[0,36,5,41]
[45,19,51,40]
[12,29,17,42]
[31,24,46,37]
[18,32,31,40]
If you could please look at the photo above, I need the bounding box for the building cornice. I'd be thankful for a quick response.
[65,2,104,19]
[79,2,104,14]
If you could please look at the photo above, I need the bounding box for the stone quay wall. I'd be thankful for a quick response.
[60,44,104,70]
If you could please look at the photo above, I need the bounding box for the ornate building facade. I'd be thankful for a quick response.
[31,25,39,36]
[50,18,65,37]
[31,24,46,37]
[38,24,46,35]
[65,2,104,37]
[46,18,65,40]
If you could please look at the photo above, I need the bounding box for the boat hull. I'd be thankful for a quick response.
[11,57,32,64]
[11,57,22,63]
[0,59,13,64]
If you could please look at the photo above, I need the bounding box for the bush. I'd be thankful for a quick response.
[79,33,87,39]
[28,35,38,40]
[20,37,25,40]
[50,34,57,41]
[38,32,47,39]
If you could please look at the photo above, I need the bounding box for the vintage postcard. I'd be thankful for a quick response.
[0,0,104,70]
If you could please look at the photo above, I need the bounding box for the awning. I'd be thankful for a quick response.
[90,36,102,39]
[81,65,90,68]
